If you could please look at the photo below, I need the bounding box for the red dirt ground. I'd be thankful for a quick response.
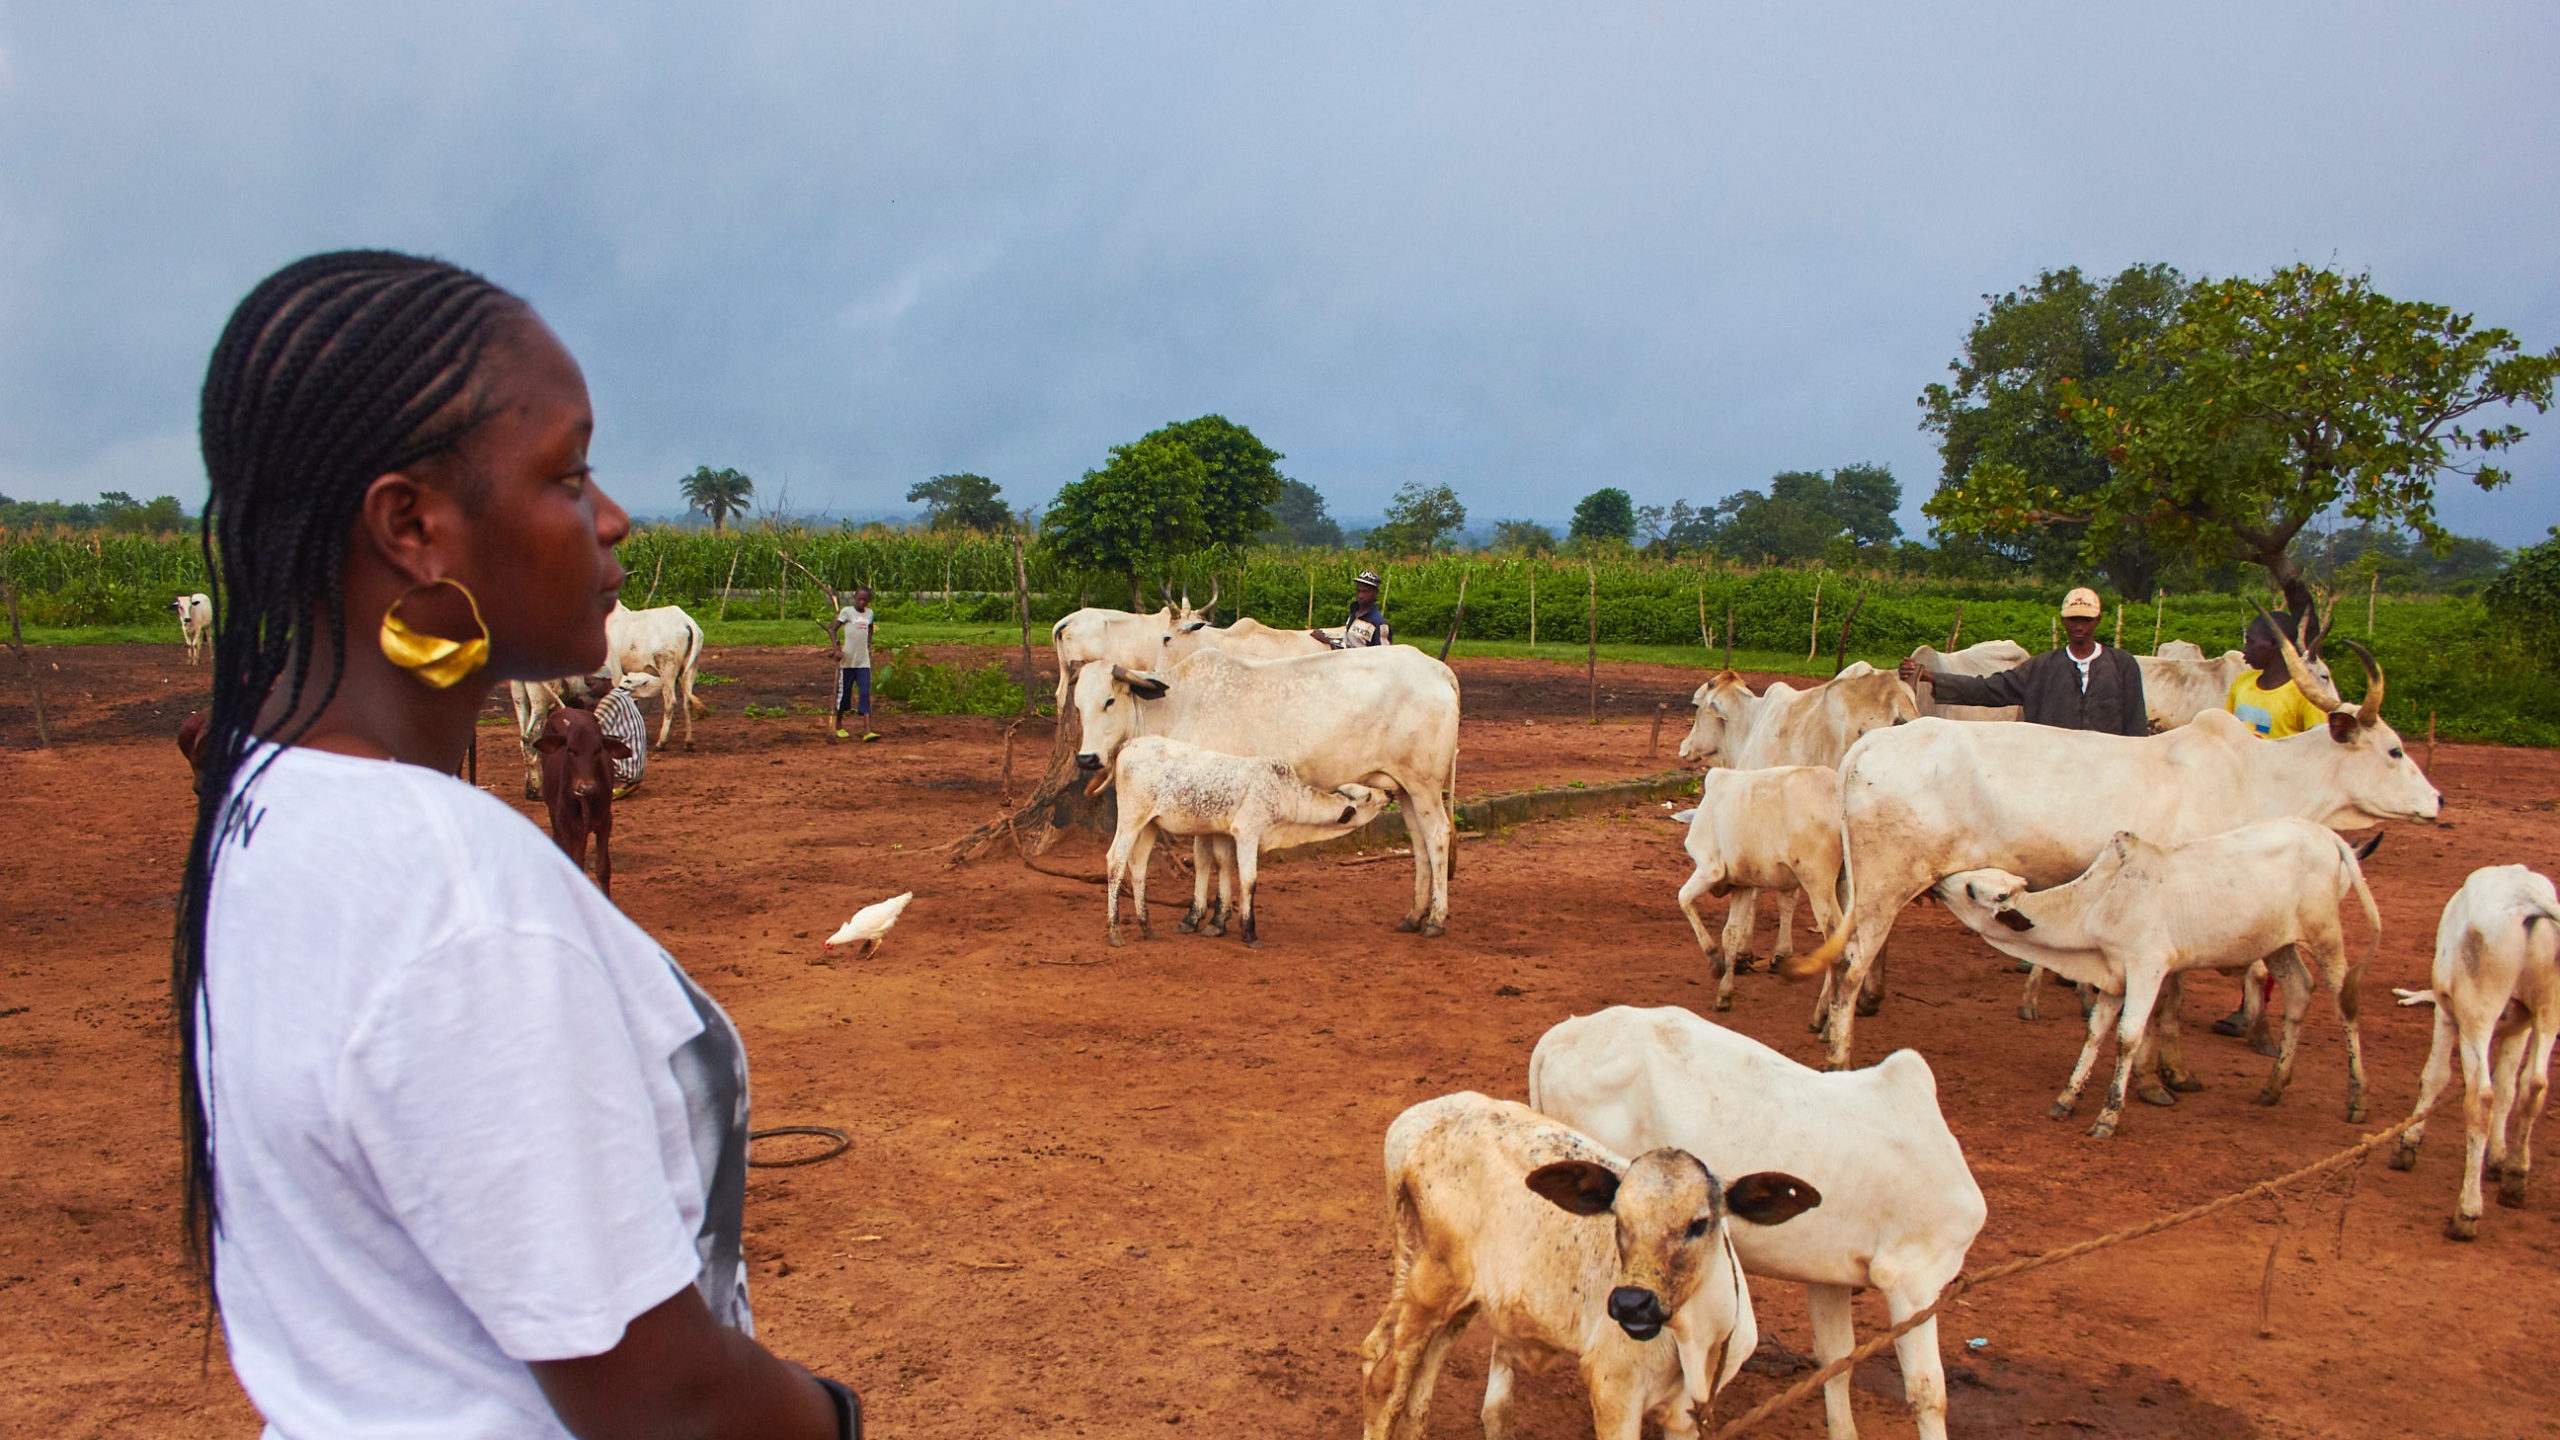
[4,643,2556,1439]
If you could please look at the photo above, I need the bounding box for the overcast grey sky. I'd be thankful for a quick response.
[3,2,2554,543]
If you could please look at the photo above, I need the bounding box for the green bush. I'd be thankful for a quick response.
[874,645,1027,716]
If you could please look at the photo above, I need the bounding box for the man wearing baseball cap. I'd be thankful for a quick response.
[1898,587,2147,735]
[1311,570,1393,649]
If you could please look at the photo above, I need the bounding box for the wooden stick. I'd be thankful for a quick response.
[2152,588,2165,654]
[1438,568,1470,662]
[2367,572,2378,635]
[716,550,742,622]
[1807,575,1823,660]
[776,545,788,620]
[1945,602,1965,652]
[1585,564,1598,721]
[1723,606,1734,672]
[1305,568,1315,627]
[2427,711,2437,771]
[1528,567,1537,652]
[4,583,50,747]
[2050,615,2059,652]
[643,552,664,608]
[2114,606,2124,649]
[1013,533,1036,715]
[1697,584,1708,650]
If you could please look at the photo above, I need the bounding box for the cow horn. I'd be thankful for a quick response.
[2344,640,2383,726]
[2249,597,2342,711]
[1203,575,1219,615]
[1109,663,1141,684]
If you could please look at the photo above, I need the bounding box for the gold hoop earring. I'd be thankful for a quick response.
[380,578,491,689]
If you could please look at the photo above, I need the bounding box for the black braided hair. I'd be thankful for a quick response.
[178,251,525,1297]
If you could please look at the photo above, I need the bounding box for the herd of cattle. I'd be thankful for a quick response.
[164,586,2560,1438]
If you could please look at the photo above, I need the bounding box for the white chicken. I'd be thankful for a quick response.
[824,892,913,958]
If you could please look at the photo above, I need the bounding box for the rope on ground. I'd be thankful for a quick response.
[747,1124,852,1168]
[1708,1112,2421,1439]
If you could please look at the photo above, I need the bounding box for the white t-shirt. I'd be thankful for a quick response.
[201,746,751,1440]
[834,606,874,669]
[2069,645,2095,691]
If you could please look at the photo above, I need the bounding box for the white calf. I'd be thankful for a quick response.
[1362,1091,1818,1440]
[1674,766,1842,1017]
[1533,1007,1983,1440]
[172,593,211,665]
[1102,736,1391,948]
[2388,865,2560,1240]
[1938,818,2381,1138]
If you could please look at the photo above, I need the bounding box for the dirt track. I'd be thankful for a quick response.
[4,643,2557,1439]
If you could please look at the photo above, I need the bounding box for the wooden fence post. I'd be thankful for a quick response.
[3,583,50,748]
[716,550,741,622]
[1528,567,1538,652]
[2367,572,2378,635]
[1586,564,1598,721]
[643,552,664,608]
[776,546,788,620]
[1807,576,1823,660]
[2152,589,2165,654]
[1013,533,1036,716]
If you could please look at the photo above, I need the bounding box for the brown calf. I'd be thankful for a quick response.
[537,706,628,895]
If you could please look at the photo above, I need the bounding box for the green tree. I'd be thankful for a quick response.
[1919,264,2190,596]
[1151,415,1289,546]
[1932,265,2560,616]
[1041,436,1210,603]
[1691,467,1901,563]
[1490,518,1560,553]
[906,472,1012,531]
[1261,478,1344,547]
[679,466,756,533]
[2485,527,2560,666]
[1370,481,1468,553]
[1569,487,1635,544]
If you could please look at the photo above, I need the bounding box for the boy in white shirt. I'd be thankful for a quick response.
[824,586,877,742]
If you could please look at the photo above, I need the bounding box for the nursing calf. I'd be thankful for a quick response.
[2388,865,2560,1240]
[1533,1007,1983,1440]
[1102,737,1390,947]
[1937,818,2380,1138]
[1362,1092,1817,1440]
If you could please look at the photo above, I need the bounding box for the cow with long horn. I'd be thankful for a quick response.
[1791,604,2439,1072]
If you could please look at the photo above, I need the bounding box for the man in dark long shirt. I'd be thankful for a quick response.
[1898,587,2147,736]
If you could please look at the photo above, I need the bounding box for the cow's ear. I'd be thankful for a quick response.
[1336,804,1356,824]
[2326,710,2358,744]
[1128,675,1170,700]
[602,738,632,759]
[535,735,566,754]
[1995,908,2035,932]
[1525,1160,1621,1217]
[1724,1172,1821,1227]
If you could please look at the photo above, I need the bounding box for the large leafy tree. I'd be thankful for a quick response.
[2486,527,2560,665]
[679,466,755,532]
[1371,481,1468,553]
[1569,487,1635,543]
[1490,519,1559,553]
[907,472,1012,531]
[1684,466,1904,563]
[1041,437,1210,604]
[1932,265,2560,616]
[1151,414,1289,545]
[1262,478,1344,547]
[1918,264,2190,596]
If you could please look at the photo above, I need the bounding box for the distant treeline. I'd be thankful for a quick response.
[0,491,193,534]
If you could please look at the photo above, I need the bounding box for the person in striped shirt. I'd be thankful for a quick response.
[590,673,650,797]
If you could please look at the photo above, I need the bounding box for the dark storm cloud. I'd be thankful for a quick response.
[3,1,2555,542]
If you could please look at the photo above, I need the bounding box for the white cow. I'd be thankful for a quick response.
[1101,736,1391,947]
[1675,766,1843,1016]
[1678,667,1920,998]
[604,602,707,750]
[1158,614,1335,665]
[1048,588,1211,710]
[172,593,212,665]
[1790,635,2438,1070]
[1533,1007,1984,1440]
[2137,646,2334,733]
[2388,865,2560,1240]
[1361,1091,1819,1440]
[1936,818,2382,1137]
[1072,646,1461,935]
[1905,639,2028,722]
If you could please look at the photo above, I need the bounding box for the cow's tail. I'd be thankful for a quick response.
[2339,834,2383,1014]
[682,622,712,716]
[1443,746,1460,879]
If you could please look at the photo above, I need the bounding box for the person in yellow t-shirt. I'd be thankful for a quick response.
[2224,609,2329,739]
[2213,609,2332,1048]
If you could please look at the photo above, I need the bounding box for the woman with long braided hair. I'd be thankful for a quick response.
[179,251,859,1439]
